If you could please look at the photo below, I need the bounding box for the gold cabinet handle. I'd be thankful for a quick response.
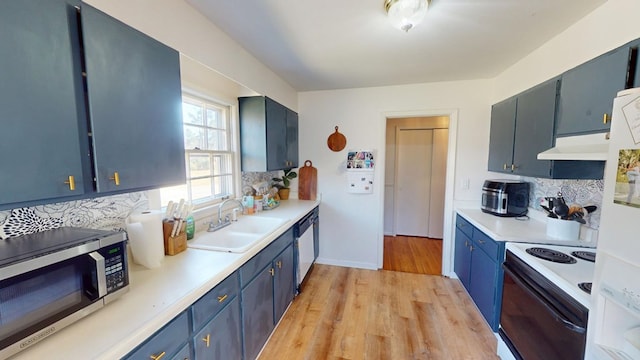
[150,351,166,360]
[511,164,516,171]
[110,171,120,186]
[503,163,507,170]
[478,239,485,244]
[217,294,228,303]
[202,334,210,348]
[269,268,275,276]
[64,175,76,191]
[603,113,610,124]
[277,260,282,269]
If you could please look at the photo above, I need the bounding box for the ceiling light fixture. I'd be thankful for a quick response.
[384,0,430,33]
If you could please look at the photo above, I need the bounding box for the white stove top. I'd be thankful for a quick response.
[506,242,595,308]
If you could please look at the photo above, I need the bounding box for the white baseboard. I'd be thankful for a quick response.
[315,257,378,270]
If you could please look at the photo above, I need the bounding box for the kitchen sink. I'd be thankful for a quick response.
[187,216,286,253]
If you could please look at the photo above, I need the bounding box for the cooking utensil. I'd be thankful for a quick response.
[327,126,347,152]
[554,202,569,219]
[540,204,554,215]
[584,205,598,213]
[298,160,318,200]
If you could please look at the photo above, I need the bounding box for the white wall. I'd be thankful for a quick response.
[299,80,493,270]
[84,0,298,110]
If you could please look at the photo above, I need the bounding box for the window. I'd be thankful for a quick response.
[160,94,235,208]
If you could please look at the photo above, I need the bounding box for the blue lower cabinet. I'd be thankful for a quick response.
[193,297,242,359]
[453,214,505,332]
[242,267,275,360]
[124,311,190,360]
[274,244,295,323]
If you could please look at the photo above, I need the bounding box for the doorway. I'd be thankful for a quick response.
[383,116,449,275]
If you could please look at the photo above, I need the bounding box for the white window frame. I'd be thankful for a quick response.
[159,91,239,211]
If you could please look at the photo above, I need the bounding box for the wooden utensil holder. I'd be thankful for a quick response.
[162,220,187,255]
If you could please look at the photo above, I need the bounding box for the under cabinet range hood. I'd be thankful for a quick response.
[537,133,609,161]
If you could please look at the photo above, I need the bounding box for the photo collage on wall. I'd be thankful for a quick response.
[346,151,374,169]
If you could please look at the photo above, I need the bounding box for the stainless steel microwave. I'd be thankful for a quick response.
[0,227,129,358]
[481,180,529,217]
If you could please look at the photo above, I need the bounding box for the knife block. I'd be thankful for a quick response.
[162,220,187,255]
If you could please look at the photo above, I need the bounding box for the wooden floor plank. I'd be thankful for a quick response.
[383,235,442,275]
[258,265,498,360]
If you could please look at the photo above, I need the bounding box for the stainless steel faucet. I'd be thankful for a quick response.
[208,199,244,232]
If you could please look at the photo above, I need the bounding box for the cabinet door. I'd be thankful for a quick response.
[81,5,185,193]
[193,297,242,360]
[469,248,499,331]
[0,0,88,206]
[454,228,472,291]
[242,267,275,360]
[487,97,516,173]
[124,311,190,360]
[285,108,299,168]
[265,97,288,171]
[557,47,631,136]
[512,79,558,177]
[274,244,295,323]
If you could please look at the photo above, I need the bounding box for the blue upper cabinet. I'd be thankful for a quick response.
[488,79,559,178]
[557,46,634,136]
[81,5,185,193]
[0,1,184,210]
[511,78,558,177]
[0,0,88,205]
[239,96,299,171]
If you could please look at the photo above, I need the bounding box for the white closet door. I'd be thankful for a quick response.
[395,129,432,236]
[428,128,448,238]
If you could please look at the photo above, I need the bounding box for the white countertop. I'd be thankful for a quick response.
[456,208,596,248]
[11,199,320,360]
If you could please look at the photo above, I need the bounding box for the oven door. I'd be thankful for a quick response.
[0,252,105,356]
[500,251,588,360]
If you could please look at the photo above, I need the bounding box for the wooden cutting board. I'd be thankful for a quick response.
[298,160,317,200]
[327,126,346,152]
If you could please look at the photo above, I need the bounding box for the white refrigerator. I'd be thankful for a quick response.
[587,87,640,359]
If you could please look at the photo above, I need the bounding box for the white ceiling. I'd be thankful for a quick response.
[186,0,606,92]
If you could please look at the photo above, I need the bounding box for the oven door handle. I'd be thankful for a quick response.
[503,264,586,334]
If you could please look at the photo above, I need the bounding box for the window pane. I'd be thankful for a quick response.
[207,129,228,151]
[184,125,205,150]
[189,154,211,177]
[213,154,232,175]
[206,107,224,129]
[190,178,213,201]
[214,175,233,197]
[182,101,203,125]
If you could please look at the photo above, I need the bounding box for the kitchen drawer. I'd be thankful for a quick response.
[171,342,191,360]
[124,311,189,360]
[191,271,239,331]
[473,230,500,261]
[240,227,294,287]
[456,214,474,239]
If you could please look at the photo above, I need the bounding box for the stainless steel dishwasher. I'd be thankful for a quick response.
[295,207,318,293]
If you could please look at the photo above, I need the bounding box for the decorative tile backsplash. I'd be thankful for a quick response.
[0,192,148,239]
[0,172,604,239]
[241,171,282,194]
[524,177,604,229]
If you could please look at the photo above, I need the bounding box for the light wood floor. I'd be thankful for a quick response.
[259,265,498,360]
[383,235,443,275]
